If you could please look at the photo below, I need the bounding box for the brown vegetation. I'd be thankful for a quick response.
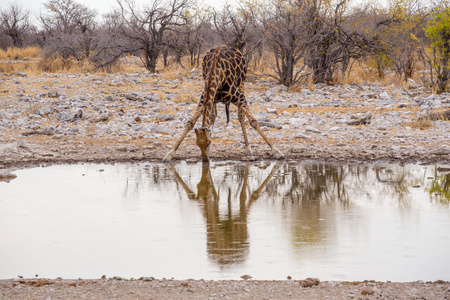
[0,0,449,91]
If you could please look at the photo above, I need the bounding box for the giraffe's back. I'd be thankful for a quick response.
[202,46,247,104]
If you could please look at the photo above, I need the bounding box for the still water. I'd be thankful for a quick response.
[1,161,449,281]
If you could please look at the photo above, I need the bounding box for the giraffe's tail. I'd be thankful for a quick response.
[202,49,221,128]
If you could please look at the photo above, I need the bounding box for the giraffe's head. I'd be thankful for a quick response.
[195,127,212,163]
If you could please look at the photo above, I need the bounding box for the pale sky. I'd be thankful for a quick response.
[0,0,227,17]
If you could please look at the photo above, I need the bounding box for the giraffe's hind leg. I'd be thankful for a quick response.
[239,102,285,159]
[238,107,253,156]
[163,104,203,162]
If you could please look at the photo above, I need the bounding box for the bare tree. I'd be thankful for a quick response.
[183,7,211,67]
[0,3,30,47]
[116,0,192,72]
[39,0,97,61]
[305,0,372,84]
[88,11,132,71]
[261,0,314,86]
[212,4,262,64]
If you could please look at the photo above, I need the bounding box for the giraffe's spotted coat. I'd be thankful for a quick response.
[163,46,285,163]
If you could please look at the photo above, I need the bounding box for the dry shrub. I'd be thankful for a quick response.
[158,104,177,117]
[37,56,74,73]
[37,56,98,73]
[173,89,199,104]
[248,51,275,74]
[406,116,433,130]
[161,63,190,81]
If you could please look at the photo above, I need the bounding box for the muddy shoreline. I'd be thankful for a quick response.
[1,139,449,172]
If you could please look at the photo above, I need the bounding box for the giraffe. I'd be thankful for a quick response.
[163,45,285,163]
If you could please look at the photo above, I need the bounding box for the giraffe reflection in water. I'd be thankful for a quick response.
[167,163,281,265]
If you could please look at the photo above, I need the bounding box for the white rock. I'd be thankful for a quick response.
[305,125,320,133]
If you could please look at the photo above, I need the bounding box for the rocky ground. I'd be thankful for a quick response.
[1,277,450,299]
[1,69,450,175]
[1,69,450,298]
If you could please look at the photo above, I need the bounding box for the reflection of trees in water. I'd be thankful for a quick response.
[167,162,281,266]
[375,166,412,204]
[264,162,354,246]
[280,163,350,205]
[427,168,450,204]
[118,163,174,199]
[117,161,448,265]
[374,164,450,205]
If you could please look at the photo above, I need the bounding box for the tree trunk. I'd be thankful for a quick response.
[145,48,158,73]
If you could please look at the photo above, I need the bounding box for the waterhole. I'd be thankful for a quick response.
[1,161,449,281]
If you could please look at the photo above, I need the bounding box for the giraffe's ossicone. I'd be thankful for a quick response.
[163,45,285,163]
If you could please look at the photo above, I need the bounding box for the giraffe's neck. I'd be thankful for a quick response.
[202,49,221,128]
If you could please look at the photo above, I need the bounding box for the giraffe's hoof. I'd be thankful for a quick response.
[163,150,174,162]
[272,148,285,160]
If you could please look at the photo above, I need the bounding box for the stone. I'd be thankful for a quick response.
[157,114,175,121]
[347,115,371,125]
[299,278,320,287]
[256,112,269,122]
[431,147,450,155]
[258,121,282,129]
[329,126,340,131]
[47,90,60,98]
[305,125,320,133]
[379,91,391,99]
[240,275,252,280]
[144,93,160,101]
[301,88,311,95]
[294,133,311,139]
[289,118,307,126]
[0,171,17,181]
[125,93,141,101]
[363,92,377,99]
[151,125,173,134]
[55,112,73,122]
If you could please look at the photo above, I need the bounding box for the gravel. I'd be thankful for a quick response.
[1,278,449,299]
[1,71,449,170]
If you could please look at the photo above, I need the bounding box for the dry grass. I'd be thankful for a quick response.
[0,61,39,74]
[0,47,41,60]
[173,89,199,104]
[0,46,434,93]
[160,60,191,81]
[0,47,148,75]
[406,117,433,130]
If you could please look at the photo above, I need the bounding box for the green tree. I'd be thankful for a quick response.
[374,0,427,81]
[425,4,450,93]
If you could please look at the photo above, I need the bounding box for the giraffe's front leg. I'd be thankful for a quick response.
[163,104,203,162]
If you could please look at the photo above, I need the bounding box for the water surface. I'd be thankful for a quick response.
[1,161,449,281]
